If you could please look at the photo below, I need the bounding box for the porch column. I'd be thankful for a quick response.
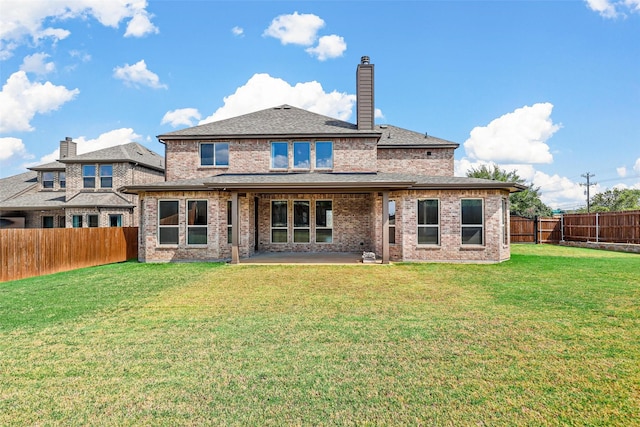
[231,192,240,264]
[382,191,390,264]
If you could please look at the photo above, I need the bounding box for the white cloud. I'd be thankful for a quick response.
[634,158,640,173]
[305,35,347,61]
[20,52,55,75]
[0,71,79,133]
[0,0,158,59]
[232,26,244,37]
[113,60,167,89]
[585,0,640,17]
[0,137,29,161]
[199,73,356,124]
[264,12,325,45]
[534,171,593,210]
[617,166,627,177]
[464,103,559,164]
[161,108,202,127]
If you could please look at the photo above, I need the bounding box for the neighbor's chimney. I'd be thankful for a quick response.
[356,55,374,130]
[59,137,77,159]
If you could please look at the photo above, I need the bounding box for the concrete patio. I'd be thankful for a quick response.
[238,252,382,265]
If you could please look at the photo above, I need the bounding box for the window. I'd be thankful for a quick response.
[293,200,310,243]
[227,200,233,244]
[461,199,484,245]
[83,165,95,188]
[42,172,54,189]
[109,214,122,227]
[271,200,288,243]
[389,200,396,244]
[293,142,310,169]
[59,172,66,189]
[271,142,288,169]
[315,200,333,243]
[100,165,113,188]
[88,214,99,227]
[72,215,83,228]
[315,141,333,169]
[187,200,207,245]
[42,216,54,228]
[58,216,66,228]
[418,199,439,245]
[158,200,179,245]
[200,142,229,167]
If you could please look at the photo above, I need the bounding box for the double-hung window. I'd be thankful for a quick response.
[293,200,310,243]
[293,142,310,169]
[83,165,95,188]
[187,200,207,245]
[315,141,333,169]
[100,165,113,188]
[88,214,99,227]
[59,172,66,189]
[200,142,229,167]
[271,142,288,169]
[461,199,484,245]
[417,199,439,245]
[158,200,179,245]
[315,200,333,243]
[42,172,54,189]
[271,200,288,243]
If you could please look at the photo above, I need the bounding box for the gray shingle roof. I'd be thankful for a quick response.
[65,191,133,208]
[0,190,66,210]
[60,142,165,171]
[375,125,459,148]
[29,161,65,171]
[0,171,37,202]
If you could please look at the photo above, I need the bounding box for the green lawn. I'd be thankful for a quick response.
[1,245,638,426]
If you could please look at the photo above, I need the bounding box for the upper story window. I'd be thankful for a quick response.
[200,142,229,167]
[315,141,333,169]
[461,199,484,245]
[59,172,66,189]
[100,165,113,188]
[271,142,288,169]
[293,142,310,169]
[83,165,96,188]
[42,172,54,189]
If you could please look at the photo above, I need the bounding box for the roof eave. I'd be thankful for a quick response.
[157,131,382,142]
[376,143,459,149]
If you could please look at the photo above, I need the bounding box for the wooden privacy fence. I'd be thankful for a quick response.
[510,216,562,243]
[1,227,138,282]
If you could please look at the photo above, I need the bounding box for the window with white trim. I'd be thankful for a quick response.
[271,200,288,243]
[271,142,288,169]
[59,172,66,189]
[187,200,207,245]
[293,142,310,169]
[200,142,229,167]
[315,200,333,243]
[315,141,333,169]
[461,199,484,245]
[99,165,112,188]
[293,200,310,243]
[82,165,95,188]
[417,199,439,245]
[42,172,54,189]
[158,200,179,245]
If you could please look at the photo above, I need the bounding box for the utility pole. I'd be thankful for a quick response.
[580,172,597,213]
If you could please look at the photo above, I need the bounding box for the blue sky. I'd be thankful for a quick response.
[1,0,639,209]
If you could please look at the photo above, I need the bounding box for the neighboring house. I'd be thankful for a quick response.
[123,56,525,264]
[0,138,165,229]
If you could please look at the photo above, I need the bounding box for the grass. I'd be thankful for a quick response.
[1,245,638,426]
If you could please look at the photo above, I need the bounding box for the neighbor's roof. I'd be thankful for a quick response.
[29,161,65,171]
[0,171,38,202]
[65,191,134,208]
[0,189,66,210]
[59,142,165,171]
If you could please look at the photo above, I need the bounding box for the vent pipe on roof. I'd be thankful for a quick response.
[356,56,374,130]
[59,136,77,159]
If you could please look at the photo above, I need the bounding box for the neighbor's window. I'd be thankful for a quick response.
[293,142,310,169]
[109,214,122,227]
[83,165,96,188]
[461,199,484,245]
[100,165,113,188]
[293,200,310,243]
[418,199,439,245]
[271,200,288,243]
[227,200,233,244]
[271,142,288,169]
[42,216,54,228]
[315,141,333,169]
[88,214,99,227]
[315,200,333,243]
[389,200,396,244]
[158,200,179,245]
[59,172,66,189]
[42,172,54,189]
[187,200,208,245]
[72,215,83,228]
[58,216,66,228]
[200,142,229,167]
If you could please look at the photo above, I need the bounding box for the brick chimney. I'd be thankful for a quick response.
[59,137,77,159]
[356,55,374,130]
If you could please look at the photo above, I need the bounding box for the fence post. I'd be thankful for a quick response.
[596,212,599,243]
[561,215,564,241]
[534,215,539,244]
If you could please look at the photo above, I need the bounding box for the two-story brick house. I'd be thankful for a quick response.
[124,57,524,263]
[0,138,164,228]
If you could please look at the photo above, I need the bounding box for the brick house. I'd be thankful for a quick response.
[0,138,164,228]
[124,57,524,263]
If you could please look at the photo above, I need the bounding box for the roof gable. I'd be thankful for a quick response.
[59,142,164,171]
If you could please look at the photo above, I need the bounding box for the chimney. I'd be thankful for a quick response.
[356,55,375,130]
[59,137,77,159]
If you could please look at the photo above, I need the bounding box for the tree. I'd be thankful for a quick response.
[466,164,552,218]
[587,188,640,212]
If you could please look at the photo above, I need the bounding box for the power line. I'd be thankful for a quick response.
[580,172,597,213]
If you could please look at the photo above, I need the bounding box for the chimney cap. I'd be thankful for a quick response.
[360,55,370,64]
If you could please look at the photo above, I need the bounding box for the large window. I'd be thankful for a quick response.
[187,200,207,245]
[461,199,484,245]
[271,142,288,169]
[389,200,396,244]
[100,165,113,188]
[293,200,310,243]
[158,200,179,245]
[59,172,66,189]
[293,142,310,169]
[200,142,229,167]
[42,172,54,189]
[271,200,288,243]
[83,165,95,188]
[88,214,99,227]
[418,199,439,245]
[315,200,333,243]
[315,142,333,169]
